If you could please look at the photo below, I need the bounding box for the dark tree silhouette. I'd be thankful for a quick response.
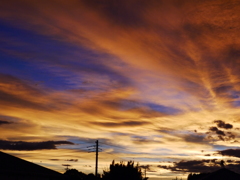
[86,173,100,180]
[102,160,147,180]
[64,168,87,180]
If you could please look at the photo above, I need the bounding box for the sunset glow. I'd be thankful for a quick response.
[1,1,240,179]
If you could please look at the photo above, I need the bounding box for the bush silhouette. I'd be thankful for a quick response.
[64,168,87,180]
[102,160,147,180]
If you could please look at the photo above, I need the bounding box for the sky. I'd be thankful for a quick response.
[1,0,240,179]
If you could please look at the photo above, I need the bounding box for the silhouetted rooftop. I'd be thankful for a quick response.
[0,151,64,179]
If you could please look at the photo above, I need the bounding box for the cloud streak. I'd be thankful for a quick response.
[158,159,220,173]
[0,120,11,125]
[218,149,240,158]
[0,140,74,151]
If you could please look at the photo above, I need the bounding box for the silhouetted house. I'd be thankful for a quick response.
[0,151,65,180]
[199,168,240,180]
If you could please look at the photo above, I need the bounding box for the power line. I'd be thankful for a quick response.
[84,140,157,177]
[100,142,128,149]
[103,151,129,162]
[100,142,161,156]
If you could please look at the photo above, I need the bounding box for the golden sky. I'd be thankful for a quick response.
[1,0,240,179]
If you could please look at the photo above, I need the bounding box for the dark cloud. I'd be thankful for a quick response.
[65,159,78,162]
[0,115,22,122]
[216,130,225,136]
[218,149,240,158]
[214,120,233,129]
[83,165,92,167]
[139,165,150,169]
[217,135,224,141]
[206,122,235,142]
[0,140,74,151]
[158,159,221,173]
[209,127,218,132]
[131,136,162,145]
[227,132,235,138]
[0,120,11,125]
[49,159,60,161]
[93,120,149,128]
[182,134,205,144]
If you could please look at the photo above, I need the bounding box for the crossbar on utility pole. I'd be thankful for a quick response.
[95,140,98,177]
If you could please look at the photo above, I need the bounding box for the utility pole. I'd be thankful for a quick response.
[95,140,99,177]
[87,140,102,178]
